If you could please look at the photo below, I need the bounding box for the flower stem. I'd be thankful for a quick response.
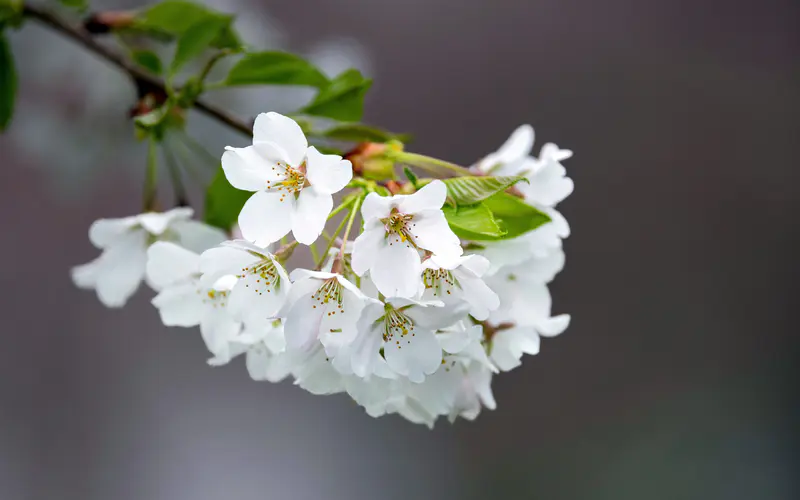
[20,4,254,138]
[143,138,158,211]
[197,50,232,87]
[308,241,320,263]
[317,207,352,269]
[328,195,356,220]
[162,142,188,206]
[337,195,363,264]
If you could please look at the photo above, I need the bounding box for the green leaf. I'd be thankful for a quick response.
[224,51,328,88]
[0,32,17,131]
[403,167,418,187]
[131,49,162,75]
[204,166,251,230]
[137,1,240,49]
[322,123,408,143]
[302,69,372,122]
[58,0,88,11]
[443,203,506,240]
[170,15,231,75]
[313,145,345,156]
[0,0,23,27]
[482,192,551,239]
[442,175,527,206]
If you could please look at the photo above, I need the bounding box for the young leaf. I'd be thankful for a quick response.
[137,1,240,49]
[170,15,231,75]
[204,166,251,230]
[224,51,328,88]
[482,192,551,239]
[302,69,372,122]
[131,49,163,75]
[443,203,506,240]
[403,167,418,188]
[0,32,17,131]
[443,175,527,206]
[322,123,408,143]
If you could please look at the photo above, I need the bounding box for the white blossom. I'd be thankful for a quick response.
[487,283,570,371]
[71,208,225,307]
[146,241,241,356]
[351,180,463,298]
[448,362,496,422]
[474,124,573,208]
[207,318,292,383]
[199,240,291,325]
[337,297,455,383]
[222,112,353,246]
[421,254,500,321]
[281,268,380,356]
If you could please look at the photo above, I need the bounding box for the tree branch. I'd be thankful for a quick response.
[22,3,253,138]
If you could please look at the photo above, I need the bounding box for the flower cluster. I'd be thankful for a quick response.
[72,113,573,427]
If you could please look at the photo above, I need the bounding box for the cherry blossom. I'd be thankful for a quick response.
[222,112,352,246]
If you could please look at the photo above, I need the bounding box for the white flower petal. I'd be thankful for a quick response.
[398,180,447,214]
[305,146,352,194]
[458,254,491,277]
[172,220,227,254]
[238,190,294,246]
[350,223,385,277]
[318,287,367,352]
[200,308,241,355]
[384,327,441,383]
[411,210,462,258]
[145,241,200,291]
[404,301,463,330]
[283,294,325,351]
[291,188,332,245]
[92,231,148,307]
[88,217,137,249]
[252,112,308,166]
[436,328,472,354]
[370,241,421,298]
[227,264,288,322]
[349,303,386,378]
[247,347,292,382]
[509,283,551,325]
[520,158,574,207]
[537,313,570,337]
[221,145,277,192]
[138,207,193,235]
[360,192,393,221]
[476,124,534,173]
[151,283,204,327]
[199,244,259,288]
[459,276,500,321]
[71,258,102,290]
[539,142,573,162]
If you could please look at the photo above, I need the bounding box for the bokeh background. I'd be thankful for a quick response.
[1,0,798,499]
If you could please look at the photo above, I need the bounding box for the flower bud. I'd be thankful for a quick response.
[84,11,136,34]
[345,141,402,181]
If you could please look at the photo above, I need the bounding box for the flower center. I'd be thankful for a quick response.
[380,211,417,248]
[422,268,457,296]
[238,257,281,295]
[310,278,345,318]
[266,161,307,202]
[381,304,416,347]
[200,288,229,308]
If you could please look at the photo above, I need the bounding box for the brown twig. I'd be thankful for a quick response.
[22,3,253,138]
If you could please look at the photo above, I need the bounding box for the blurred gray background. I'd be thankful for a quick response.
[1,0,798,499]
